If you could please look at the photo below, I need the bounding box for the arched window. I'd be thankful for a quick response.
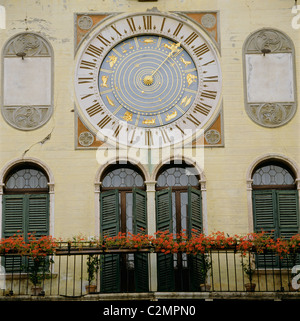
[100,164,148,293]
[2,163,50,271]
[252,161,299,266]
[155,162,202,291]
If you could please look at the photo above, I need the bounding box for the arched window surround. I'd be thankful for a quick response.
[0,157,55,238]
[246,154,300,233]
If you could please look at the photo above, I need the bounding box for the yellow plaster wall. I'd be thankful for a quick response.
[0,0,299,238]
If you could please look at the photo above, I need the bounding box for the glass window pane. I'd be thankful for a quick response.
[180,192,188,232]
[102,167,144,188]
[6,168,48,189]
[126,193,133,233]
[156,166,199,187]
[253,164,294,186]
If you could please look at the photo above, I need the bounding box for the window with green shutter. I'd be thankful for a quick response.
[156,163,202,292]
[100,165,148,293]
[2,164,50,272]
[252,162,299,268]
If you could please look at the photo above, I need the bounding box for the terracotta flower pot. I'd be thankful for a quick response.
[200,284,211,292]
[245,283,256,292]
[31,286,43,296]
[86,284,97,294]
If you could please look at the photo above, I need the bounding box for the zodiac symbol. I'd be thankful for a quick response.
[180,56,192,67]
[142,118,156,125]
[121,42,134,53]
[100,75,108,88]
[186,73,197,87]
[163,42,181,55]
[140,38,156,44]
[107,54,118,68]
[106,96,115,107]
[180,95,192,107]
[122,111,133,122]
[165,110,177,122]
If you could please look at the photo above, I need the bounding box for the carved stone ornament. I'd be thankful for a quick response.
[204,129,221,145]
[243,28,297,128]
[78,131,95,147]
[4,33,51,56]
[201,14,216,29]
[78,15,93,30]
[244,29,292,54]
[2,33,53,130]
[247,103,295,128]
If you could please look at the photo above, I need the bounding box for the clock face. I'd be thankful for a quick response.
[74,12,222,149]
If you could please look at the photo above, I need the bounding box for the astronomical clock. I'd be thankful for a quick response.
[74,11,222,148]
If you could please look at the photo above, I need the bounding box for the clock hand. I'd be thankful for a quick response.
[152,42,181,77]
[143,42,181,86]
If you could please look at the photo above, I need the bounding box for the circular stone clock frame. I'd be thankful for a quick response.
[74,11,222,149]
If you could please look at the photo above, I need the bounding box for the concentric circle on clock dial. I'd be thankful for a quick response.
[98,35,199,128]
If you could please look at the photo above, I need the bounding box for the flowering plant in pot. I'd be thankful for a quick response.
[26,234,57,296]
[199,253,212,291]
[86,254,101,293]
[241,254,256,292]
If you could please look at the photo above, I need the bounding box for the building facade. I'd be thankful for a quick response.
[0,0,300,296]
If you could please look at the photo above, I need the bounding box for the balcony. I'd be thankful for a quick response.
[0,232,300,301]
[0,248,299,301]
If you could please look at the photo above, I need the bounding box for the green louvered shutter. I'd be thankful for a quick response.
[253,190,277,236]
[133,188,147,234]
[253,190,278,267]
[2,195,26,272]
[156,188,175,291]
[2,195,25,237]
[187,187,203,290]
[133,188,149,292]
[277,190,300,267]
[100,190,120,293]
[188,187,202,237]
[277,190,299,238]
[28,194,49,237]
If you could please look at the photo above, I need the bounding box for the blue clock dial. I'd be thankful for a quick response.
[75,12,222,148]
[98,35,198,128]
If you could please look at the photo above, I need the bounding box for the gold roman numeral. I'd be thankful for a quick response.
[194,43,209,58]
[173,23,183,36]
[113,125,122,138]
[160,128,171,144]
[160,17,166,32]
[86,102,103,117]
[96,34,111,46]
[127,17,136,32]
[81,93,94,100]
[194,103,212,116]
[85,44,104,58]
[204,76,219,83]
[143,15,152,30]
[145,130,153,146]
[97,115,112,128]
[201,90,217,100]
[185,32,198,46]
[80,60,96,70]
[111,25,122,36]
[187,114,201,126]
[78,77,93,84]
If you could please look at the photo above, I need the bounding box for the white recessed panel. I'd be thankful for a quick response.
[246,53,294,103]
[3,57,51,106]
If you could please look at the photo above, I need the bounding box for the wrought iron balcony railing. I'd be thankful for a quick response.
[0,245,299,299]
